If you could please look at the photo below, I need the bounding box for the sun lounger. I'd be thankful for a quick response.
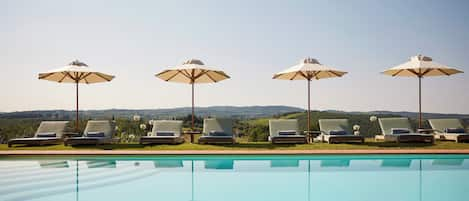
[140,120,184,145]
[198,118,235,144]
[375,117,434,143]
[318,119,364,144]
[268,119,307,144]
[8,121,69,147]
[428,119,469,143]
[64,120,116,146]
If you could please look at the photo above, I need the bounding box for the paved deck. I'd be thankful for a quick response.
[1,149,469,155]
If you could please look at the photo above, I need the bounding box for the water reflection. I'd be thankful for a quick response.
[0,156,468,201]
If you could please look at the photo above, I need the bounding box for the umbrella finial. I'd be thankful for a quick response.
[412,55,432,62]
[302,57,320,64]
[183,59,204,65]
[69,60,88,67]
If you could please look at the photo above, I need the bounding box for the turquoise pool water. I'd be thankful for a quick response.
[1,154,468,201]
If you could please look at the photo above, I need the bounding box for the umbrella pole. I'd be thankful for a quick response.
[418,76,422,129]
[307,79,311,143]
[192,82,195,130]
[191,82,195,143]
[76,81,79,131]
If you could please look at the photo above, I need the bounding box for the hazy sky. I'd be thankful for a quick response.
[1,0,468,114]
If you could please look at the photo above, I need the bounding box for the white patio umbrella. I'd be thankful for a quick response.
[273,58,347,141]
[155,59,230,132]
[38,60,115,130]
[383,55,463,128]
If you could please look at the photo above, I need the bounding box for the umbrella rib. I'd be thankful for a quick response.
[300,71,309,80]
[391,69,404,76]
[193,70,208,80]
[204,72,218,82]
[328,70,342,77]
[94,73,112,82]
[81,72,93,80]
[290,72,301,80]
[156,70,169,76]
[311,71,320,80]
[211,70,230,79]
[164,71,182,81]
[39,72,55,79]
[436,68,451,76]
[180,70,192,79]
[408,69,422,77]
[58,72,68,83]
[65,72,77,82]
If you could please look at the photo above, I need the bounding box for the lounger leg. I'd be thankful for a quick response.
[8,143,12,148]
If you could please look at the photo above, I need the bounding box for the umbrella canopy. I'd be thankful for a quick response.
[38,60,115,130]
[39,60,114,83]
[156,59,230,84]
[383,55,463,128]
[383,55,463,77]
[273,58,347,142]
[273,58,347,80]
[155,59,230,141]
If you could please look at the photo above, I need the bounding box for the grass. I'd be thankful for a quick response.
[2,138,469,150]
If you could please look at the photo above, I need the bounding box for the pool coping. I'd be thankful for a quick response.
[1,149,469,155]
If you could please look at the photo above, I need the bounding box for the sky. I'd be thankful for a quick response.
[1,0,468,114]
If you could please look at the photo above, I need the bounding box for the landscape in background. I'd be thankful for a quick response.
[1,106,468,144]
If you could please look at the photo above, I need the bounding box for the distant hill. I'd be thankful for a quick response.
[325,110,469,120]
[1,106,468,121]
[0,106,304,120]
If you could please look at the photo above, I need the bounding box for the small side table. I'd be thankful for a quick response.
[304,131,322,143]
[63,132,81,138]
[184,131,202,143]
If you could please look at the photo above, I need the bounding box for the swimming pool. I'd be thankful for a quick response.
[1,154,468,201]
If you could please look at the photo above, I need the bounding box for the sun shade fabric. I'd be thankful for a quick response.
[378,117,415,135]
[428,119,465,133]
[382,55,463,77]
[203,118,234,136]
[84,120,114,138]
[34,121,69,138]
[269,119,299,137]
[150,120,183,137]
[38,61,115,84]
[319,119,352,135]
[273,58,347,80]
[156,59,230,84]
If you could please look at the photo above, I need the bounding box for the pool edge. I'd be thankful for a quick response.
[1,149,469,155]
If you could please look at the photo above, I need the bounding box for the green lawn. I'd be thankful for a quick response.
[2,138,469,150]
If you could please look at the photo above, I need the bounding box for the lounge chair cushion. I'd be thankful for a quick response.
[278,130,297,136]
[33,121,69,138]
[84,121,114,138]
[209,131,231,137]
[379,118,415,135]
[391,128,411,135]
[36,132,57,138]
[86,132,105,137]
[150,120,183,137]
[444,128,466,134]
[329,130,347,135]
[203,118,234,137]
[269,119,299,138]
[428,119,465,133]
[156,131,175,136]
[319,119,352,135]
